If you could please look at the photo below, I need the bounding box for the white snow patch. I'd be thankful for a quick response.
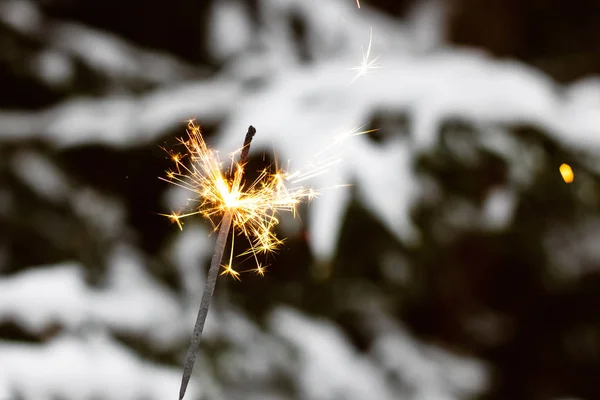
[10,151,71,203]
[0,247,181,348]
[0,80,239,148]
[354,135,420,244]
[0,333,195,400]
[31,49,74,87]
[209,1,254,61]
[372,324,488,399]
[0,263,88,332]
[406,0,448,52]
[50,22,198,84]
[269,306,394,400]
[481,186,517,230]
[0,0,41,35]
[71,188,126,239]
[167,223,213,300]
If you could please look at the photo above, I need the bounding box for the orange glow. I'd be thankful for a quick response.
[560,163,574,183]
[161,121,316,277]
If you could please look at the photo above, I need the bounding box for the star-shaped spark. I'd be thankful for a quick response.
[161,121,316,278]
[349,27,381,83]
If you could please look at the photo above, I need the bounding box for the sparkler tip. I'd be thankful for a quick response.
[240,125,257,164]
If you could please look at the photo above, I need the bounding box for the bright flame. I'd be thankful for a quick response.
[161,121,316,277]
[349,27,381,83]
[560,163,574,183]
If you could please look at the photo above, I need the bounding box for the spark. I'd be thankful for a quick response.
[349,27,381,83]
[356,0,361,8]
[313,125,378,157]
[166,122,377,400]
[283,126,377,187]
[254,264,267,276]
[161,120,316,277]
[560,163,574,183]
[159,211,184,230]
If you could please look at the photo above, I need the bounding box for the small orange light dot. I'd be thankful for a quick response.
[560,163,574,183]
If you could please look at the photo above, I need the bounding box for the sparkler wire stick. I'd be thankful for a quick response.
[178,126,256,400]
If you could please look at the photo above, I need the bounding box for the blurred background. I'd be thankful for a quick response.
[1,0,600,399]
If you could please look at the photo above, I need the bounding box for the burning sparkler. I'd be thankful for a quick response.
[161,121,317,399]
[349,27,381,83]
[161,121,317,276]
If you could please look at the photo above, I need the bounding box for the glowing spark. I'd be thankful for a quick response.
[284,126,378,186]
[163,212,184,230]
[313,125,378,157]
[252,263,267,276]
[161,121,316,276]
[560,163,574,183]
[349,27,381,83]
[356,0,361,8]
[166,122,378,400]
[221,264,241,280]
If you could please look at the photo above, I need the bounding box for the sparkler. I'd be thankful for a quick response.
[161,121,317,399]
[349,27,381,83]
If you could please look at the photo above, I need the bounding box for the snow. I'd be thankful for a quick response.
[0,79,239,147]
[10,150,71,203]
[269,306,488,400]
[366,311,488,400]
[481,186,517,230]
[0,333,195,400]
[0,0,198,89]
[211,48,568,256]
[50,22,198,84]
[0,263,88,333]
[0,0,41,35]
[30,49,74,87]
[558,77,600,150]
[270,306,395,400]
[354,134,420,243]
[167,223,213,299]
[0,19,594,261]
[71,188,126,240]
[94,246,182,346]
[410,1,448,51]
[0,247,181,346]
[3,0,600,398]
[214,309,288,383]
[209,1,254,62]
